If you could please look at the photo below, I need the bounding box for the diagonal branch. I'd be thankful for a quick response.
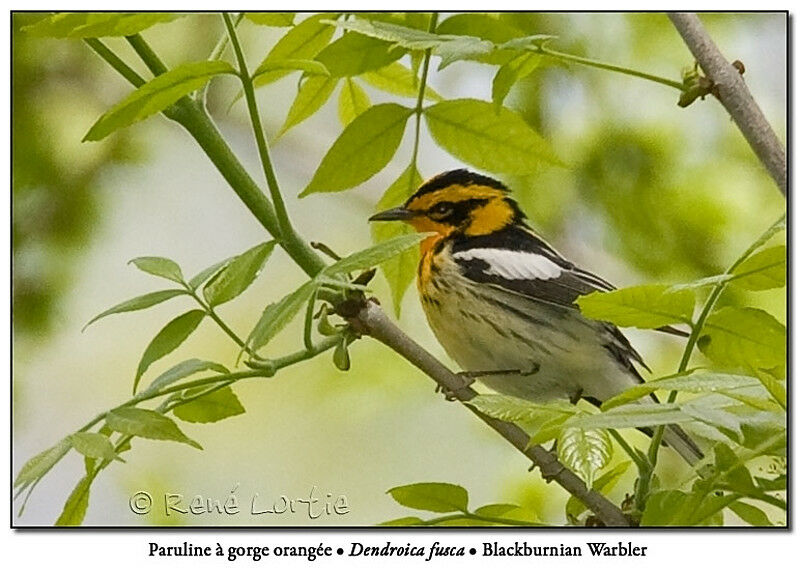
[668,13,786,196]
[349,301,632,527]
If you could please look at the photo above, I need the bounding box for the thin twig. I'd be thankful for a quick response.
[668,13,786,196]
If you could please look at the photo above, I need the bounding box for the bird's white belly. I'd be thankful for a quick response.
[421,271,639,403]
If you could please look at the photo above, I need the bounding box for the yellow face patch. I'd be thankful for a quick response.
[403,183,516,236]
[406,184,506,213]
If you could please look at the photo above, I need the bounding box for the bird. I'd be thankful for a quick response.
[369,169,702,465]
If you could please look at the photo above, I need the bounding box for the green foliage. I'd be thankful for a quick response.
[387,482,468,513]
[203,241,275,306]
[105,408,202,449]
[134,310,206,393]
[325,232,427,276]
[565,461,631,523]
[23,12,182,38]
[244,13,295,27]
[188,258,233,291]
[68,433,117,461]
[601,370,762,409]
[424,99,561,174]
[247,281,318,351]
[83,289,186,330]
[84,61,235,141]
[338,79,371,127]
[14,438,71,492]
[55,475,94,526]
[173,386,245,423]
[301,103,414,195]
[316,33,405,77]
[370,166,423,316]
[145,359,229,394]
[129,256,185,283]
[698,307,786,376]
[253,14,337,87]
[492,53,542,109]
[277,76,338,137]
[361,62,442,101]
[558,428,612,486]
[577,284,695,328]
[730,245,786,290]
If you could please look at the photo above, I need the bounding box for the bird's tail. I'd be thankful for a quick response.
[657,423,704,465]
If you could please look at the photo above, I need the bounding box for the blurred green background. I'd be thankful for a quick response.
[12,12,786,526]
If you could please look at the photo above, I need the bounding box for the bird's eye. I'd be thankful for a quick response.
[429,202,454,219]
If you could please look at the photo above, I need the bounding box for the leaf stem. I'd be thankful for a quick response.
[186,288,251,355]
[408,12,438,183]
[83,38,145,87]
[537,45,685,90]
[222,12,294,243]
[125,33,168,76]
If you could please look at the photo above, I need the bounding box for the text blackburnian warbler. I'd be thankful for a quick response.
[370,169,702,464]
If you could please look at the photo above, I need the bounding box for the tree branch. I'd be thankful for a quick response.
[350,300,632,527]
[668,13,786,196]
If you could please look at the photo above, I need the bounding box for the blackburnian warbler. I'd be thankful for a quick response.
[370,169,702,464]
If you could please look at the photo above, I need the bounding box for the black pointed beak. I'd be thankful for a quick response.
[368,206,415,222]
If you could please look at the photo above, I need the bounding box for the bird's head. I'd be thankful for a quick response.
[369,169,525,237]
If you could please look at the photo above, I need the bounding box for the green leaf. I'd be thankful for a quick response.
[134,310,206,394]
[105,408,202,449]
[361,62,442,101]
[84,61,235,141]
[332,337,351,371]
[244,12,295,27]
[173,386,245,423]
[698,307,786,376]
[83,289,186,330]
[68,433,117,461]
[731,245,786,291]
[387,482,468,513]
[566,403,690,431]
[330,18,493,69]
[55,475,94,526]
[203,241,275,306]
[14,439,71,490]
[276,77,338,138]
[253,14,337,87]
[129,256,185,283]
[379,516,424,526]
[424,99,561,175]
[315,32,405,77]
[641,490,737,526]
[492,53,542,110]
[325,232,428,276]
[370,166,423,316]
[728,501,773,526]
[566,461,631,522]
[469,394,577,430]
[23,12,183,38]
[577,284,695,328]
[602,370,762,409]
[752,368,786,409]
[254,58,330,77]
[145,359,229,394]
[557,427,612,486]
[436,13,526,65]
[473,503,521,517]
[188,257,234,291]
[247,281,317,350]
[338,79,371,127]
[301,103,413,195]
[712,444,756,494]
